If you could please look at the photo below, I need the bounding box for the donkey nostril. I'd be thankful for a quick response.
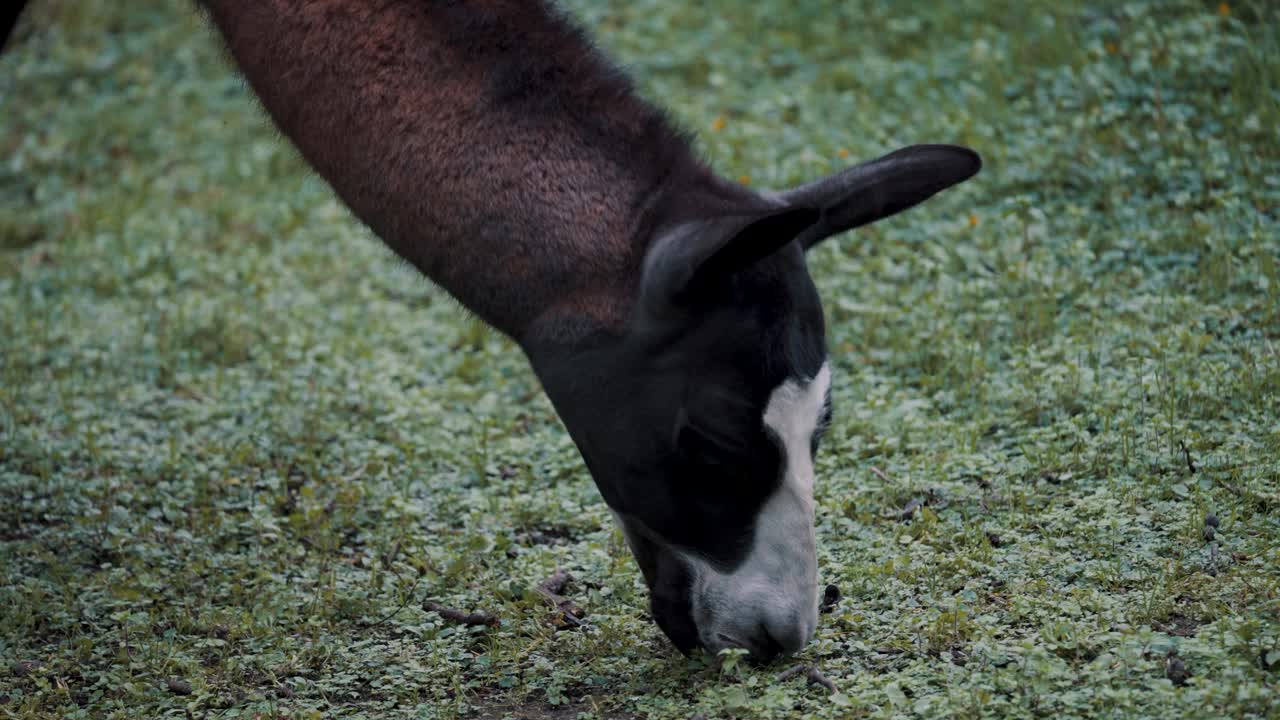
[737,623,792,664]
[760,618,808,659]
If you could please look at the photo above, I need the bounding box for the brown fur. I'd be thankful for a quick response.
[198,0,711,343]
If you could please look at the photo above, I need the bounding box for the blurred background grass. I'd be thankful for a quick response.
[1,1,1277,718]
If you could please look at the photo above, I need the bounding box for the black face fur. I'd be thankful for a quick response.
[530,239,828,652]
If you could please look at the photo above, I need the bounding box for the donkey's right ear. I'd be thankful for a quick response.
[782,144,981,250]
[639,205,820,312]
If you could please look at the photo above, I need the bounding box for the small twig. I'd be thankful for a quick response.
[777,664,837,694]
[778,664,808,681]
[1179,440,1196,475]
[366,573,424,628]
[535,568,586,627]
[1152,83,1167,132]
[381,539,402,570]
[869,466,893,484]
[424,600,499,627]
[881,497,923,522]
[538,568,572,595]
[172,383,210,402]
[298,534,340,555]
[806,667,837,694]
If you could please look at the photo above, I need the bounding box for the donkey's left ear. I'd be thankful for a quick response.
[781,144,981,250]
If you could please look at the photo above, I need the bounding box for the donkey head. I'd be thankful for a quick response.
[530,144,980,662]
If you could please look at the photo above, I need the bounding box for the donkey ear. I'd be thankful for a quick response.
[641,205,820,307]
[783,144,981,250]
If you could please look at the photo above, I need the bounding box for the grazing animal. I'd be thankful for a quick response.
[4,1,980,661]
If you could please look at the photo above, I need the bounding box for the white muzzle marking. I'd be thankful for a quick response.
[688,362,831,657]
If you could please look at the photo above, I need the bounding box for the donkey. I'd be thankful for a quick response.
[5,1,980,661]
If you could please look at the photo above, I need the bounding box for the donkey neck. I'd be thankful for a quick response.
[199,0,708,344]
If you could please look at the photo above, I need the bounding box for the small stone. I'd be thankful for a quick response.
[820,584,841,613]
[1166,655,1191,687]
[11,660,41,677]
[166,678,193,696]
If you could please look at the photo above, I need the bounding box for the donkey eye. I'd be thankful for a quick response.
[676,410,750,455]
[675,416,776,485]
[676,423,738,467]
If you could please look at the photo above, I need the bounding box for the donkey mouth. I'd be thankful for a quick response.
[715,632,745,648]
[714,632,784,664]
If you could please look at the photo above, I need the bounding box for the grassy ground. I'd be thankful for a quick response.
[2,0,1278,718]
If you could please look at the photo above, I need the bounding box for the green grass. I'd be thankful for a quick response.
[2,0,1278,718]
